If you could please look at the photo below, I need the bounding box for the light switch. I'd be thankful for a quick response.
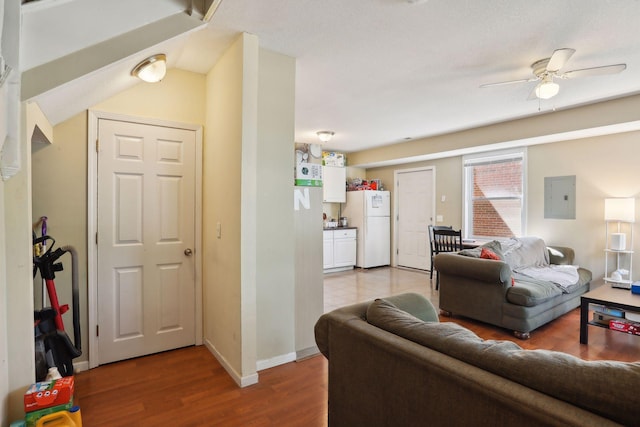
[436,215,443,223]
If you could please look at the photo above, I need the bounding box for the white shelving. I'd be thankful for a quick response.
[604,219,634,289]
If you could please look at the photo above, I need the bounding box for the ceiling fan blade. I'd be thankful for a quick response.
[480,77,538,88]
[546,48,576,71]
[562,63,627,79]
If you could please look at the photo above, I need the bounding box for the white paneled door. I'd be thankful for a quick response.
[396,168,434,270]
[97,119,196,364]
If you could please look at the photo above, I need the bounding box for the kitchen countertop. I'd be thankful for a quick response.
[323,226,357,231]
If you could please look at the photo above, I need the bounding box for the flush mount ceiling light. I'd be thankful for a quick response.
[131,54,167,83]
[316,131,335,143]
[534,76,560,100]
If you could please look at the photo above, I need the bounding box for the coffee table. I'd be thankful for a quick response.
[580,285,640,344]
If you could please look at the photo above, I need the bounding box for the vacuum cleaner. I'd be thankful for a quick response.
[33,234,82,381]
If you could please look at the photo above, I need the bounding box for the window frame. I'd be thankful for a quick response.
[462,147,527,240]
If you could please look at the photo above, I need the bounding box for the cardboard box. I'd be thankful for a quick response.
[322,151,345,167]
[295,162,322,187]
[593,311,620,326]
[24,377,74,413]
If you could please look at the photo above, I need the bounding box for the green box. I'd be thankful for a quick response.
[25,398,73,427]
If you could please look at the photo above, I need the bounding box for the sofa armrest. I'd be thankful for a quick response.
[434,253,512,284]
[315,293,437,360]
[547,246,575,265]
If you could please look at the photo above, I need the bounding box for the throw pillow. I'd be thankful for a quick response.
[480,247,501,260]
[481,240,504,260]
[458,240,504,260]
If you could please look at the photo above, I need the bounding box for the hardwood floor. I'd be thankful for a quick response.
[75,267,640,425]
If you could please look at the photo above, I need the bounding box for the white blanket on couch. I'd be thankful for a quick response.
[514,265,580,292]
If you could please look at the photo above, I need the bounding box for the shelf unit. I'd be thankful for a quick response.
[587,303,640,336]
[604,219,634,288]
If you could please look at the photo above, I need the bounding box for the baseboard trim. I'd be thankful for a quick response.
[204,339,259,388]
[296,345,320,361]
[256,352,296,372]
[73,360,89,373]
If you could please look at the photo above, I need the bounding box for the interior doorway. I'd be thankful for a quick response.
[395,167,435,270]
[87,111,203,368]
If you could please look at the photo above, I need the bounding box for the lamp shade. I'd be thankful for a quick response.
[604,198,635,222]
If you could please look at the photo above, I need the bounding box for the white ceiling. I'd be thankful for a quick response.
[22,0,640,154]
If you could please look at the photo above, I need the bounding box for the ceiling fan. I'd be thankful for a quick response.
[480,48,626,100]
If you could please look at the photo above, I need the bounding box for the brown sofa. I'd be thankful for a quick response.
[434,238,592,338]
[314,293,640,427]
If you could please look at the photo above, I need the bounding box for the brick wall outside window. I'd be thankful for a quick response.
[470,160,522,238]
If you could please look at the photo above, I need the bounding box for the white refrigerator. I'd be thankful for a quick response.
[343,190,391,268]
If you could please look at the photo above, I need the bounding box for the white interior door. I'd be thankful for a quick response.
[396,168,434,270]
[97,119,196,364]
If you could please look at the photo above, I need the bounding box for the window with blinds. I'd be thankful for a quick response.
[463,148,526,239]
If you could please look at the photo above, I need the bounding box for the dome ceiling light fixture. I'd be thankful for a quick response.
[316,131,335,143]
[131,54,167,83]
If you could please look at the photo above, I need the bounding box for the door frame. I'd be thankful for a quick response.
[87,110,203,369]
[392,166,436,268]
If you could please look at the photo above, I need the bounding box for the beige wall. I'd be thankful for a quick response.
[203,33,299,383]
[527,133,640,278]
[96,68,206,125]
[4,102,34,422]
[349,94,640,167]
[204,33,255,383]
[255,48,296,365]
[366,133,640,281]
[31,69,206,374]
[32,111,88,359]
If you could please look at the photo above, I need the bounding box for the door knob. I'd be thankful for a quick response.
[184,248,193,256]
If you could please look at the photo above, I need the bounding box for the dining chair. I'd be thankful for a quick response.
[432,228,463,290]
[428,225,453,280]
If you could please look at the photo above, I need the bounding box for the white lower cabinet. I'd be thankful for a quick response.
[324,228,357,271]
[323,230,334,269]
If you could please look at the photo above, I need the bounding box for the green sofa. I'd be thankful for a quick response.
[314,293,640,427]
[434,237,592,338]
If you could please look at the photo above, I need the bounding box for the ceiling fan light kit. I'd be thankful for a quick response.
[535,79,560,100]
[480,48,626,100]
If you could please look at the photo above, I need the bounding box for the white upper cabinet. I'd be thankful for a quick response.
[323,166,346,203]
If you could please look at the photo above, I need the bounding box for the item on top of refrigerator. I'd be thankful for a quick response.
[322,151,345,167]
[347,178,384,192]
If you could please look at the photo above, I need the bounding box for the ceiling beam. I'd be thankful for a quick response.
[21,12,204,101]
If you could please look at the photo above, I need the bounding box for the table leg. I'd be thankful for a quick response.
[579,298,589,344]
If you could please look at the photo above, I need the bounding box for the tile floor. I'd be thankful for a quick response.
[323,266,437,313]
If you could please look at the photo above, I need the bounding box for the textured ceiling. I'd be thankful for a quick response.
[22,0,640,154]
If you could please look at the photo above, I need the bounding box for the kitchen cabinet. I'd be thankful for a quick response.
[323,230,334,269]
[324,228,357,272]
[323,166,346,203]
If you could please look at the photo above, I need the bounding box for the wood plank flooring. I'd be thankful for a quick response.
[75,267,640,426]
